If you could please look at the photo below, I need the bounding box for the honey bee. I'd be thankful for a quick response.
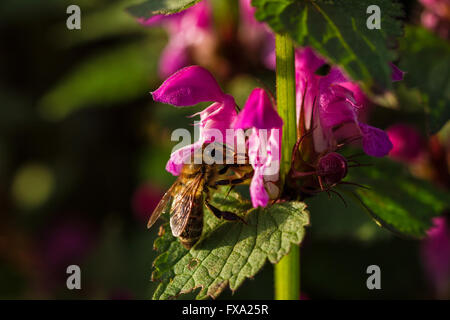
[147,144,253,249]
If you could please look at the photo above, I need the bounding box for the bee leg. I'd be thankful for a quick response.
[225,185,234,198]
[205,201,247,224]
[214,171,254,186]
[218,165,231,175]
[218,163,250,176]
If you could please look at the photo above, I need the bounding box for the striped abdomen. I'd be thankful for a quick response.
[178,201,204,249]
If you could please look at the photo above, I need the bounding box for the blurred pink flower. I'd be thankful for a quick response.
[387,124,424,163]
[132,183,163,222]
[420,0,450,38]
[421,216,450,298]
[139,1,213,78]
[152,66,237,176]
[239,0,276,69]
[420,0,450,18]
[234,88,283,207]
[39,217,95,289]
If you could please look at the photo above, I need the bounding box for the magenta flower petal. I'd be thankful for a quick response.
[421,216,450,297]
[318,68,348,92]
[320,100,357,129]
[295,47,326,73]
[295,47,325,129]
[234,88,283,129]
[359,123,393,157]
[249,167,269,208]
[319,84,358,129]
[190,0,212,30]
[246,128,281,208]
[390,63,405,82]
[203,99,237,128]
[165,141,203,176]
[337,81,369,108]
[152,66,226,106]
[153,66,238,176]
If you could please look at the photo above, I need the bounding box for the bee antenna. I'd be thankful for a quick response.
[329,189,347,207]
[336,135,363,149]
[290,126,317,167]
[348,163,373,168]
[225,186,234,199]
[346,152,366,159]
[339,181,371,190]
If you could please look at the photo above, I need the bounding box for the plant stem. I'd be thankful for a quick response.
[276,33,297,182]
[275,33,300,300]
[275,245,300,300]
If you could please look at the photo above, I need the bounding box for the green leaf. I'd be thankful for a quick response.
[127,0,202,19]
[151,191,309,299]
[39,41,163,121]
[305,192,391,242]
[345,157,449,238]
[398,26,450,133]
[252,0,403,90]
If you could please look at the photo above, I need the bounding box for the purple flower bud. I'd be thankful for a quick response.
[317,152,348,186]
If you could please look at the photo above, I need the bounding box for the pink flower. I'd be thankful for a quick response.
[239,0,276,69]
[234,88,283,207]
[421,216,450,298]
[152,66,237,176]
[295,47,395,157]
[420,0,450,38]
[39,217,96,287]
[132,183,163,222]
[139,1,213,78]
[420,0,450,18]
[387,124,424,163]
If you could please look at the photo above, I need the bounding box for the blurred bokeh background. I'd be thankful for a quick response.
[0,0,448,299]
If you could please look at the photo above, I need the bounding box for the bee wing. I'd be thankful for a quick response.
[170,174,204,237]
[147,180,179,229]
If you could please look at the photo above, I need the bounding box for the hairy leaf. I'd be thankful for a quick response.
[127,0,202,19]
[151,191,309,299]
[252,0,403,90]
[398,26,450,133]
[345,157,449,238]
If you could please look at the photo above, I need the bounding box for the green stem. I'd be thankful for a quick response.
[275,33,300,300]
[275,245,300,300]
[276,33,297,182]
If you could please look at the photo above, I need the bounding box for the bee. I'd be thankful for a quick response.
[147,144,253,249]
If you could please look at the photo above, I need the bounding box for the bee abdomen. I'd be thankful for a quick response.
[179,214,203,249]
